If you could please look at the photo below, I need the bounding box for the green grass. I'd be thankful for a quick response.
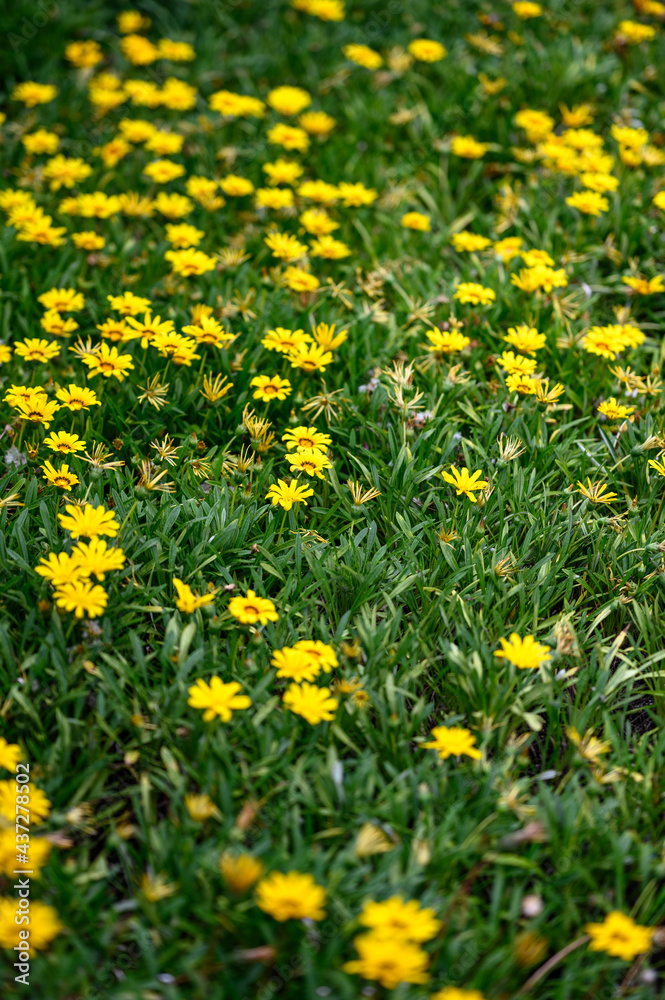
[1,0,665,997]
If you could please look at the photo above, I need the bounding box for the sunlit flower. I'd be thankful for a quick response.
[401,212,431,231]
[494,634,552,669]
[265,480,315,510]
[228,590,279,625]
[408,39,447,62]
[256,870,326,921]
[441,466,489,502]
[282,682,338,724]
[585,912,654,961]
[577,478,618,504]
[187,677,251,721]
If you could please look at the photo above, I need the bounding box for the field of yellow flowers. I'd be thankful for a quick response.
[1,1,665,997]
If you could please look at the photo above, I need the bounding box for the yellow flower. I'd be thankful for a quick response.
[585,911,654,961]
[282,682,338,723]
[139,872,178,901]
[40,311,78,337]
[58,503,120,539]
[441,466,489,502]
[118,12,151,33]
[514,108,554,142]
[271,646,322,681]
[615,20,656,44]
[264,231,308,262]
[42,155,92,191]
[184,793,219,821]
[82,343,135,381]
[0,737,22,771]
[22,128,60,154]
[165,223,204,248]
[597,398,634,420]
[282,426,331,451]
[408,39,447,62]
[566,189,609,216]
[401,211,431,231]
[267,85,311,116]
[158,39,196,61]
[56,385,100,411]
[453,282,496,305]
[208,90,265,118]
[566,727,612,764]
[187,677,252,722]
[343,933,430,988]
[494,633,552,669]
[299,111,336,136]
[12,82,57,106]
[200,373,233,403]
[251,374,292,401]
[107,291,152,316]
[72,539,125,581]
[282,266,320,292]
[294,0,345,21]
[14,396,60,427]
[422,726,482,760]
[286,448,332,479]
[359,896,442,942]
[426,330,470,354]
[173,578,217,613]
[337,181,378,207]
[165,249,217,276]
[504,324,546,354]
[288,342,334,372]
[262,158,304,186]
[72,231,106,250]
[0,781,51,823]
[154,192,194,219]
[228,589,279,625]
[431,990,487,1000]
[450,135,489,158]
[219,174,255,197]
[41,460,80,491]
[293,640,337,672]
[648,459,665,478]
[498,352,537,376]
[312,322,347,350]
[265,480,315,511]
[297,180,339,205]
[143,159,185,184]
[622,275,664,295]
[220,851,263,892]
[309,235,350,259]
[14,338,60,363]
[35,551,86,587]
[479,73,508,96]
[511,266,568,293]
[576,478,618,504]
[121,33,160,65]
[0,898,62,951]
[66,39,103,67]
[506,372,537,395]
[343,44,383,70]
[513,2,542,18]
[54,580,108,619]
[451,231,492,252]
[0,828,51,877]
[267,123,310,151]
[256,187,296,210]
[256,870,326,921]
